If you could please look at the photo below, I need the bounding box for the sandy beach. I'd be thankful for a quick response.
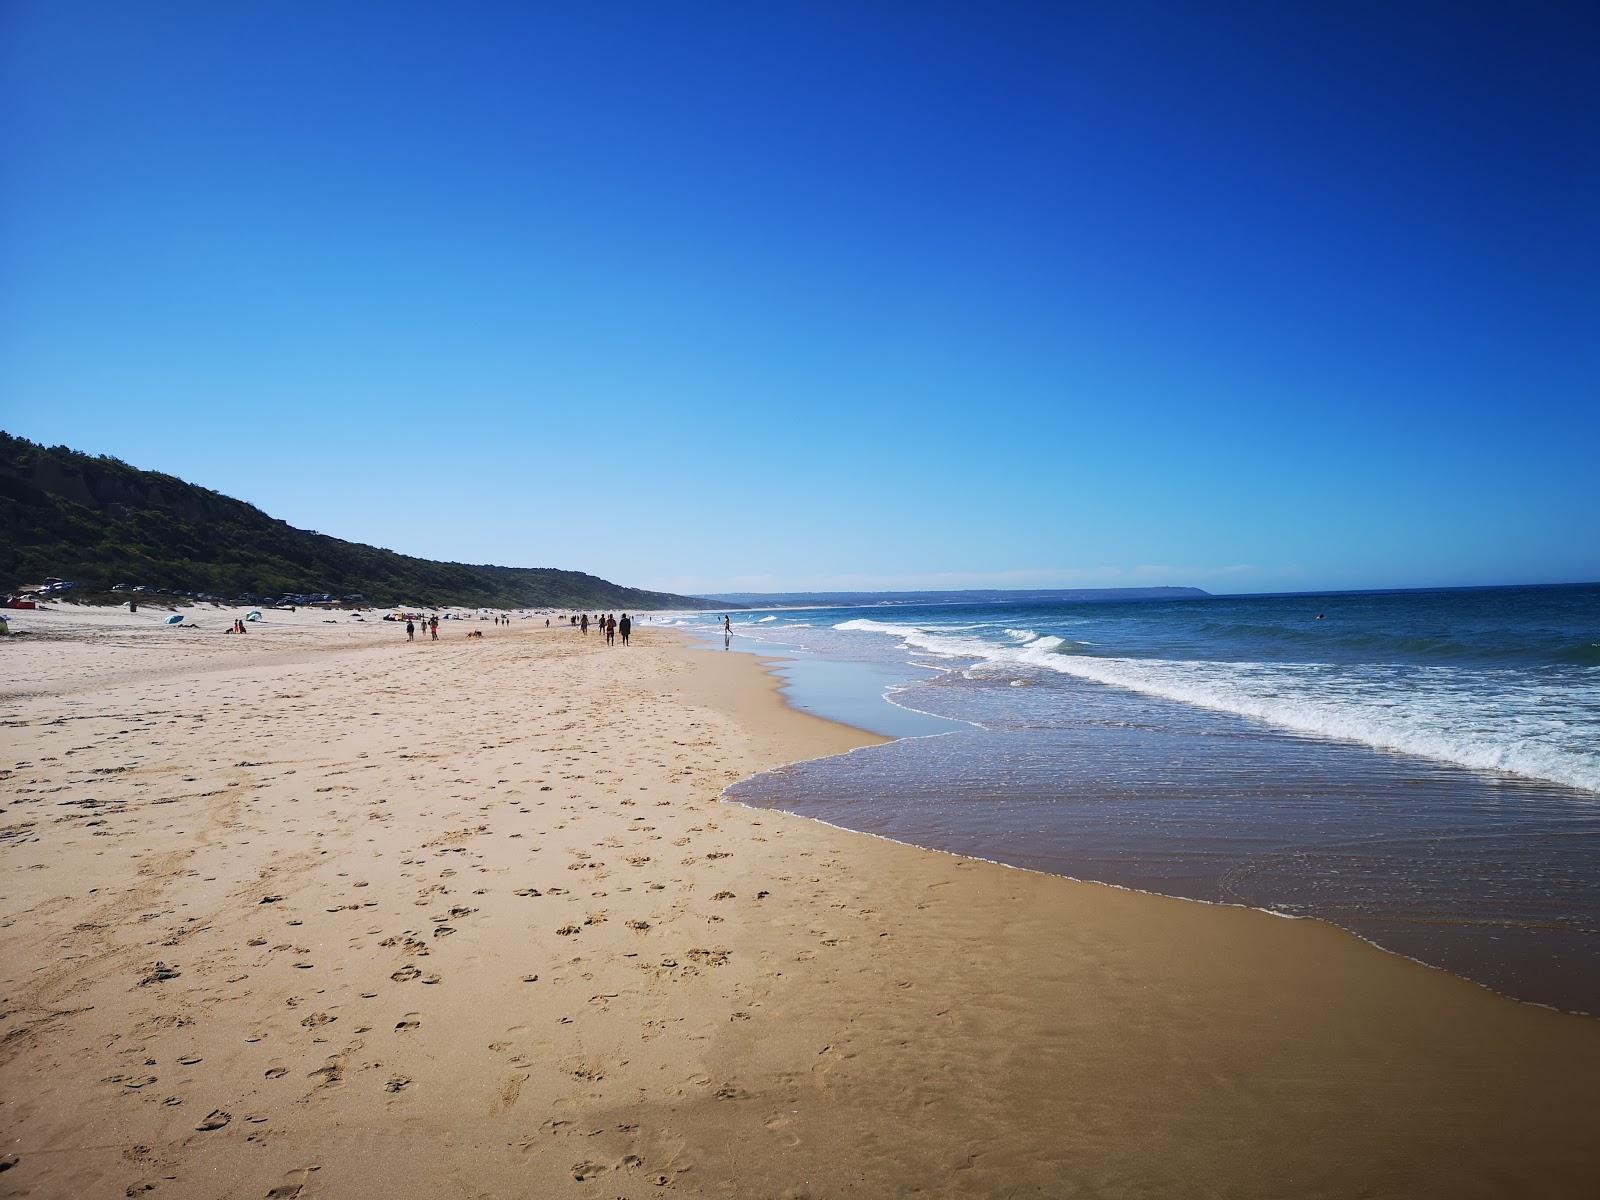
[3,607,1599,1199]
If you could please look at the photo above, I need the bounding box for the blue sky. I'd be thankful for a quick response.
[3,1,1596,595]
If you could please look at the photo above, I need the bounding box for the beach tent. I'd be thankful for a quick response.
[245,610,262,622]
[164,613,184,625]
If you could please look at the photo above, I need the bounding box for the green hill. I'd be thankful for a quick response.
[0,432,718,610]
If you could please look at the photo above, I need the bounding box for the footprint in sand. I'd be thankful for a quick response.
[764,1113,803,1148]
[496,1074,526,1111]
[195,1109,231,1131]
[396,1015,421,1032]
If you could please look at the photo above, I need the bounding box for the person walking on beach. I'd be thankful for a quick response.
[723,614,731,635]
[580,613,589,636]
[429,615,439,640]
[406,618,415,641]
[619,613,631,646]
[606,614,617,645]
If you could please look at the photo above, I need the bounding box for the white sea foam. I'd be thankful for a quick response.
[836,619,1001,661]
[832,618,1600,794]
[755,615,777,623]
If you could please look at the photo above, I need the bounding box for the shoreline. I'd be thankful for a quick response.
[705,631,1593,1019]
[697,610,1600,1013]
[3,610,1599,1196]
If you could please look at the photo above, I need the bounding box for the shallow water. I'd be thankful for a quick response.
[672,585,1600,1012]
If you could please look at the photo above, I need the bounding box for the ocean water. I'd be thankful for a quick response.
[671,584,1600,1012]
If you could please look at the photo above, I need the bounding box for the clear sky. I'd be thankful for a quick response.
[3,1,1596,596]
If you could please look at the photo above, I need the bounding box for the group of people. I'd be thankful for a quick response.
[573,612,631,646]
[398,609,644,645]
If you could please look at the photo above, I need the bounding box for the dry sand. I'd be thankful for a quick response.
[2,606,1599,1198]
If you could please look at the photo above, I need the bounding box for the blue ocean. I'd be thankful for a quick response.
[668,584,1600,1012]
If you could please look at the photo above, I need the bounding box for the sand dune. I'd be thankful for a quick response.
[2,609,1598,1198]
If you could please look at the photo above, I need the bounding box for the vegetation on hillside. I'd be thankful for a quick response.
[0,432,717,610]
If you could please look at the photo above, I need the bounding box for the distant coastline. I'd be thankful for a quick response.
[1,432,720,611]
[703,586,1209,607]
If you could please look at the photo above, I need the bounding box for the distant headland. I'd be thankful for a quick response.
[703,587,1210,607]
[0,432,719,611]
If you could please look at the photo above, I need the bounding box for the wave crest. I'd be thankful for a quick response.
[829,617,1599,793]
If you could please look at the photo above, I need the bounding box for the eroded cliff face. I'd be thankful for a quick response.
[5,450,240,525]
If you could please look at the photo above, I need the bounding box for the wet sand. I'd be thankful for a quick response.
[2,607,1599,1198]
